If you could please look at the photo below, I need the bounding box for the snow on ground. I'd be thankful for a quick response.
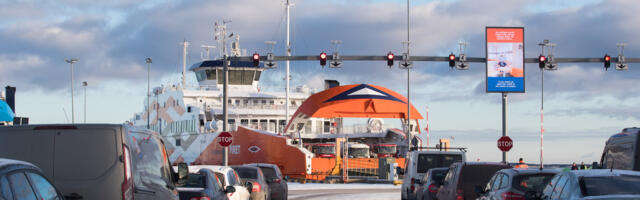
[288,183,400,200]
[288,182,401,190]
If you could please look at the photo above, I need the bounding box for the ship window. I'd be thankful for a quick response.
[254,71,261,81]
[206,69,216,80]
[324,121,331,133]
[261,100,266,104]
[176,139,181,146]
[216,69,223,84]
[243,100,249,105]
[269,100,274,105]
[196,70,207,82]
[235,100,240,105]
[253,100,258,104]
[316,120,323,133]
[187,107,191,113]
[243,70,254,85]
[241,119,249,127]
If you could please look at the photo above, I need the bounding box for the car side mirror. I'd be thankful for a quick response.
[474,185,486,194]
[245,182,253,192]
[225,186,236,193]
[524,191,541,200]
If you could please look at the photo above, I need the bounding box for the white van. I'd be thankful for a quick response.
[600,127,640,171]
[400,149,466,200]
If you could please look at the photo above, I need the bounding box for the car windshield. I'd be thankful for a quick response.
[183,173,205,188]
[417,154,462,173]
[580,175,640,196]
[313,145,335,154]
[234,168,258,179]
[512,174,555,192]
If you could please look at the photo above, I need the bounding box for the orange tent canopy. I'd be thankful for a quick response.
[285,84,423,131]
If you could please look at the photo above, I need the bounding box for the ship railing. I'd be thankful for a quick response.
[410,146,468,152]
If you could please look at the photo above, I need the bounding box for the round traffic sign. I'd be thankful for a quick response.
[217,132,233,147]
[497,136,513,152]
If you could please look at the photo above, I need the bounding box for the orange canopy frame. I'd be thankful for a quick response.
[285,84,423,131]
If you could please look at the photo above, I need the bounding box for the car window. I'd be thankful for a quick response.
[442,166,456,186]
[27,172,60,200]
[210,173,223,191]
[128,133,174,189]
[234,168,257,179]
[550,175,568,199]
[499,173,510,189]
[431,169,447,185]
[416,154,462,173]
[260,167,278,180]
[226,170,240,186]
[490,174,502,191]
[485,174,497,191]
[215,172,226,186]
[580,175,640,196]
[512,174,555,193]
[559,181,572,199]
[183,173,205,188]
[1,176,13,200]
[542,175,560,197]
[8,172,37,200]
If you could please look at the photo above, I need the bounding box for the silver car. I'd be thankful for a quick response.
[538,169,640,200]
[476,168,557,200]
[416,167,448,200]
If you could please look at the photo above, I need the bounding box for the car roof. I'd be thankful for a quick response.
[428,167,449,172]
[499,168,558,175]
[457,161,509,166]
[189,165,234,173]
[245,163,278,168]
[0,158,39,174]
[413,150,465,155]
[566,169,640,177]
[231,165,260,171]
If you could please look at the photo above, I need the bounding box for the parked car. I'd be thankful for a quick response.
[535,169,640,200]
[231,166,270,200]
[401,149,466,200]
[476,168,557,200]
[0,124,182,200]
[246,163,288,200]
[600,127,640,171]
[415,167,448,200]
[188,165,251,200]
[436,162,511,200]
[177,168,235,200]
[0,158,65,200]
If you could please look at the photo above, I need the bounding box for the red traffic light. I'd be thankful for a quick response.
[320,52,327,66]
[448,53,455,67]
[604,54,611,69]
[604,55,611,62]
[387,52,394,67]
[539,55,546,62]
[252,52,260,67]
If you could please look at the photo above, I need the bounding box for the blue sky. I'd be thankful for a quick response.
[1,0,639,163]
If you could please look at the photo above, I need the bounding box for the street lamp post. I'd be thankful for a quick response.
[146,58,152,129]
[82,81,87,123]
[65,58,78,124]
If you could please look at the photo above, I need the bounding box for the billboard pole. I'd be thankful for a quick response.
[502,92,507,164]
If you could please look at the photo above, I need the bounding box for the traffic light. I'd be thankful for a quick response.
[448,53,455,67]
[387,52,394,67]
[604,54,611,70]
[319,52,327,67]
[538,55,546,69]
[252,52,260,67]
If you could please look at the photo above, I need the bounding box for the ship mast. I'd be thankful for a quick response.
[285,0,292,135]
[182,40,190,89]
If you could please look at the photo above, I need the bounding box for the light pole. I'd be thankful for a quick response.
[65,58,78,124]
[82,81,87,123]
[146,57,152,129]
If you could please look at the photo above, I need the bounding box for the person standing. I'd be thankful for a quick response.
[580,162,587,170]
[515,158,528,168]
[571,162,578,170]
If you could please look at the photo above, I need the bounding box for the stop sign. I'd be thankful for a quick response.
[497,136,513,152]
[217,132,233,147]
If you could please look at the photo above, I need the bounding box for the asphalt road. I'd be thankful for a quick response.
[288,188,400,200]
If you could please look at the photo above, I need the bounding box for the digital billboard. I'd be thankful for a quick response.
[486,27,525,93]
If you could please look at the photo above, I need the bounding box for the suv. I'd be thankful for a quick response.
[401,149,466,200]
[0,158,65,200]
[600,127,640,171]
[0,124,181,200]
[436,162,511,200]
[246,163,288,200]
[477,168,557,200]
[539,169,640,200]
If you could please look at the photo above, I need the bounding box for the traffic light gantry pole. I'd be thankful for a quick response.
[239,55,640,64]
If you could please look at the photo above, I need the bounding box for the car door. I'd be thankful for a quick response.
[7,172,38,200]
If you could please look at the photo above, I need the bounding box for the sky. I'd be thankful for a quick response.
[1,0,639,163]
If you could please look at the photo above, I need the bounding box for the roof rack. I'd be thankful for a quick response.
[410,146,467,152]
